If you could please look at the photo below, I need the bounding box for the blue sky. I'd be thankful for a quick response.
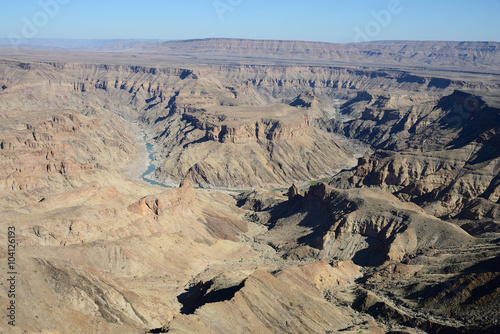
[1,0,499,43]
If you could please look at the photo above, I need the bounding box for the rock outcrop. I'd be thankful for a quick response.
[128,179,195,219]
[329,90,500,218]
[287,183,301,200]
[255,182,473,265]
[154,110,353,188]
[0,107,140,209]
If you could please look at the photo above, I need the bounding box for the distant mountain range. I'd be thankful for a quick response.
[0,38,164,50]
[1,38,499,72]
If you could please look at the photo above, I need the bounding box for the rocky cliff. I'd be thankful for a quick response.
[159,39,500,71]
[4,38,500,73]
[328,90,500,219]
[253,182,473,265]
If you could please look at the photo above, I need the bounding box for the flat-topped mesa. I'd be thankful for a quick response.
[206,117,310,143]
[182,103,310,144]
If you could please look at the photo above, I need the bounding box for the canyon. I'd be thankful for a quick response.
[0,39,499,333]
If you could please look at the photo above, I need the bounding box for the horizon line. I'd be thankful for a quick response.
[1,37,499,45]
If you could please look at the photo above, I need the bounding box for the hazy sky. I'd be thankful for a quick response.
[1,0,499,43]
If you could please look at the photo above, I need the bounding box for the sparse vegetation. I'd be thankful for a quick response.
[309,178,328,185]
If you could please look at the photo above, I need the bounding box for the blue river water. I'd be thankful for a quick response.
[141,144,170,188]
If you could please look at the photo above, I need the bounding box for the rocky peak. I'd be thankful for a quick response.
[287,184,300,200]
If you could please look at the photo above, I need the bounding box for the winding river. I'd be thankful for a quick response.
[141,144,171,188]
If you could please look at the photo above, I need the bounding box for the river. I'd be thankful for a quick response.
[141,144,171,188]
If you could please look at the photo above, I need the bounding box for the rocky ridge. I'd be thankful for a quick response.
[6,38,498,73]
[328,90,500,219]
